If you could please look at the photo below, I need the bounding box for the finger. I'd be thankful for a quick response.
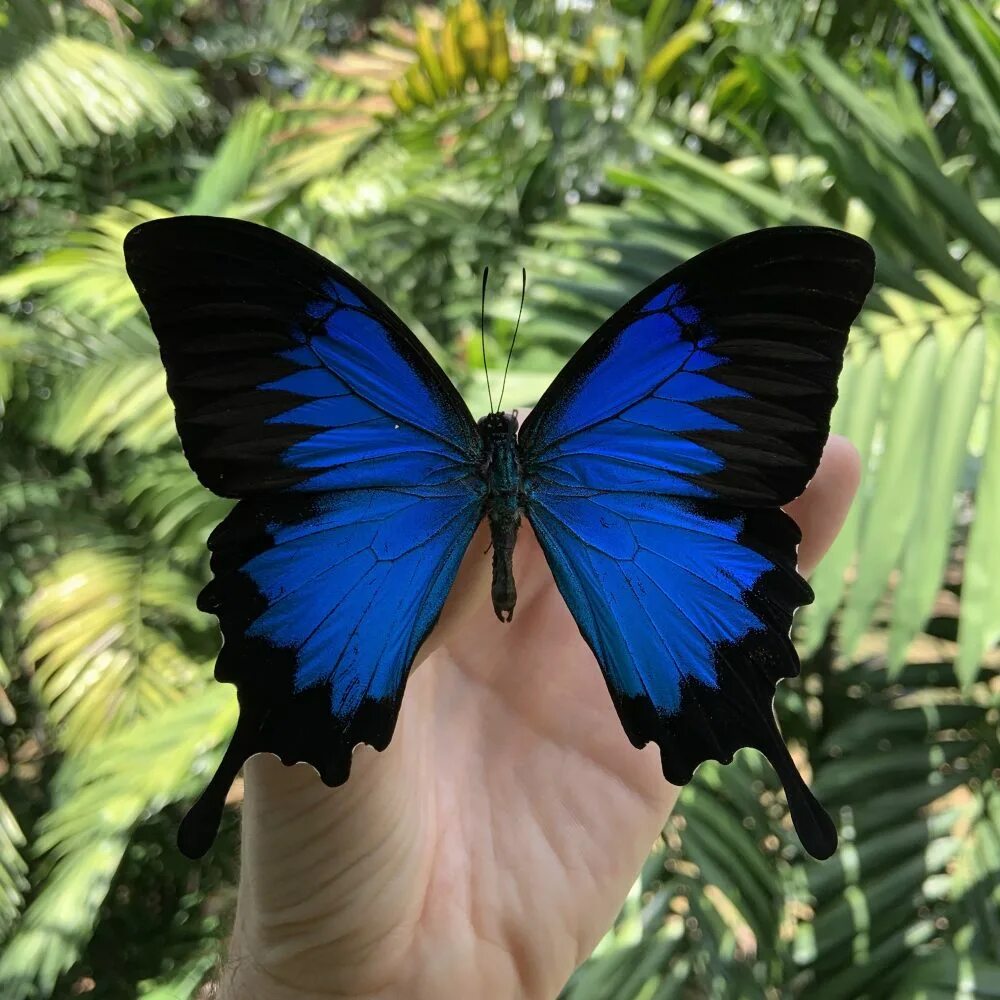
[784,435,861,577]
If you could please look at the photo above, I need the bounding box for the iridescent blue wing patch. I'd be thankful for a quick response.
[125,217,484,857]
[519,228,875,859]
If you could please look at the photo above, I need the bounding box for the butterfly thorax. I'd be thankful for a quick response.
[477,411,523,623]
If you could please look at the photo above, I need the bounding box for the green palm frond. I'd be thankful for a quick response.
[0,793,29,942]
[176,81,381,215]
[22,547,210,754]
[891,952,1000,1000]
[138,953,219,1000]
[42,353,177,455]
[122,454,231,562]
[184,99,278,216]
[0,202,167,330]
[0,315,28,413]
[0,1,203,184]
[0,202,183,456]
[902,0,1000,178]
[566,660,1000,998]
[0,687,235,999]
[957,385,1000,687]
[798,661,998,998]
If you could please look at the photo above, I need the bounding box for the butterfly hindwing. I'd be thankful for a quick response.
[125,217,484,857]
[520,227,875,859]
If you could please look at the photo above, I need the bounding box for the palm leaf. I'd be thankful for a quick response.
[0,202,168,331]
[22,547,209,754]
[0,688,235,999]
[0,793,29,943]
[0,1,202,183]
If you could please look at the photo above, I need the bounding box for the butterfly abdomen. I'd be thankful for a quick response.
[477,411,523,623]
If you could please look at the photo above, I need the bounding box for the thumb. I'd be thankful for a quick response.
[784,435,862,577]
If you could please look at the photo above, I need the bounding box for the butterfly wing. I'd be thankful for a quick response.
[519,227,875,859]
[125,217,484,857]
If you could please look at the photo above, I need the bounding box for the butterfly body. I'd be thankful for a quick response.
[124,217,875,860]
[478,410,523,621]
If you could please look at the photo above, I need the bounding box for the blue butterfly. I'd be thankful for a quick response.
[124,219,874,860]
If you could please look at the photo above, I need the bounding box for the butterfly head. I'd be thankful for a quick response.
[477,410,519,443]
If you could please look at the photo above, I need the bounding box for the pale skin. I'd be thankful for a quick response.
[219,435,861,1000]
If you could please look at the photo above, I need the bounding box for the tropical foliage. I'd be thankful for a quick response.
[1,0,998,996]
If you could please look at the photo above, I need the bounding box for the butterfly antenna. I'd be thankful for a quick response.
[496,267,526,414]
[481,266,494,413]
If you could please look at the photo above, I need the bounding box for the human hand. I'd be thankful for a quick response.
[219,435,861,1000]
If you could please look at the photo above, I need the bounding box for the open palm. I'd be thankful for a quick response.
[221,438,859,1000]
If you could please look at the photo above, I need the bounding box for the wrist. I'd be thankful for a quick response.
[219,925,335,1000]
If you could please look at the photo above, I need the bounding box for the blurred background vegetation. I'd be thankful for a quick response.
[1,0,999,996]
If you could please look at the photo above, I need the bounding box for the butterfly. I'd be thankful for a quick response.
[124,218,874,861]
